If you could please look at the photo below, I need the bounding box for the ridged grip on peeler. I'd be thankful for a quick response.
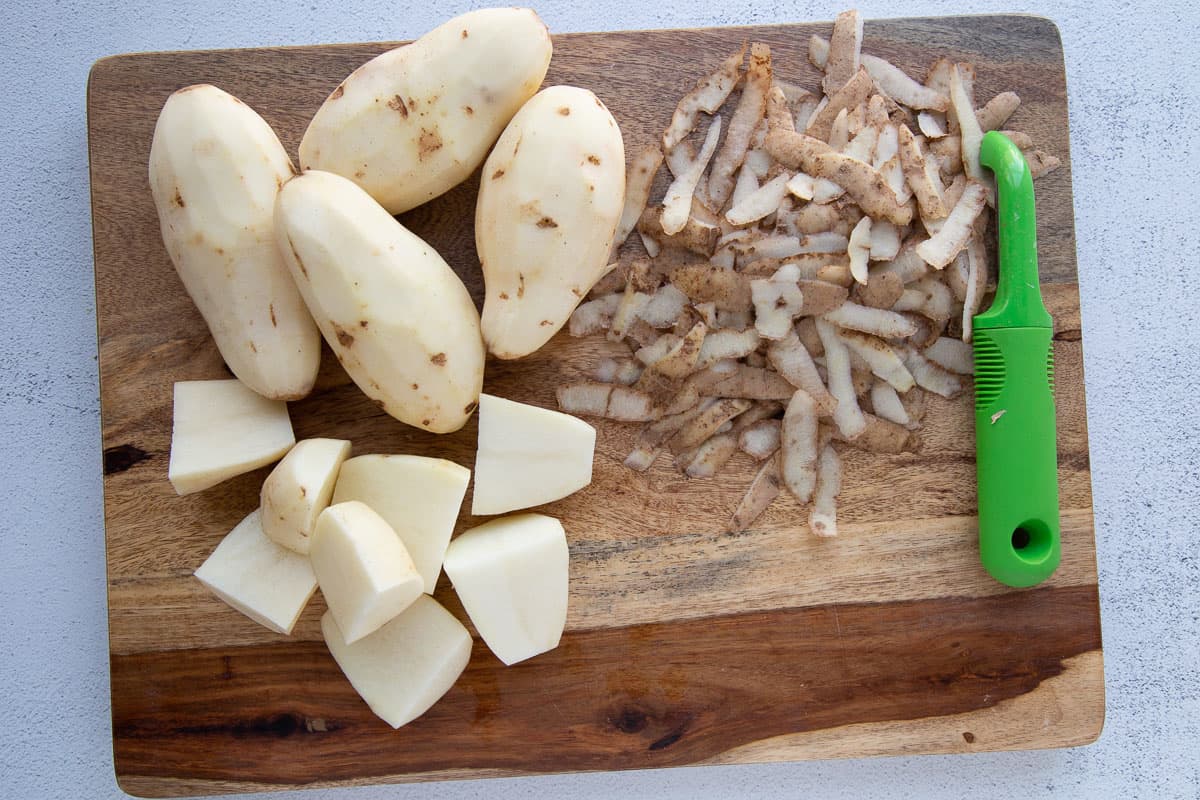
[972,327,1060,587]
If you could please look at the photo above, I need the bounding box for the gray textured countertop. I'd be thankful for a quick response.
[2,1,1197,798]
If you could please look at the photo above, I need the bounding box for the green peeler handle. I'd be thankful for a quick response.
[973,132,1061,588]
[972,327,1060,587]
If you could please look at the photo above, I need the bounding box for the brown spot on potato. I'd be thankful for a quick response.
[464,105,474,115]
[269,304,277,327]
[430,352,447,366]
[558,106,571,116]
[536,216,558,228]
[359,319,369,328]
[513,136,521,156]
[387,95,408,117]
[249,342,257,353]
[300,486,307,498]
[587,155,601,165]
[492,168,505,179]
[354,170,365,179]
[333,324,355,348]
[172,189,185,208]
[287,239,308,278]
[275,176,283,190]
[499,292,509,300]
[418,128,443,160]
[571,287,583,297]
[411,383,419,390]
[215,247,225,256]
[422,418,432,426]
[518,273,526,298]
[330,84,345,101]
[408,97,419,110]
[540,319,553,326]
[461,29,468,38]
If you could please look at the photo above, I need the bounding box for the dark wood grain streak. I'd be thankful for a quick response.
[113,586,1101,791]
[89,14,1102,796]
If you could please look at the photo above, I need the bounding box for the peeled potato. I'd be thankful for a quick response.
[275,170,484,433]
[149,84,320,400]
[299,7,552,214]
[476,85,625,359]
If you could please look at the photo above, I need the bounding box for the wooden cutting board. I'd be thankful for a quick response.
[88,15,1103,797]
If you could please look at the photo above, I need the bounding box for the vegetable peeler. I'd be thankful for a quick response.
[972,131,1060,588]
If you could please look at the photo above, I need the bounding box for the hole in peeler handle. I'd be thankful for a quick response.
[1010,518,1054,564]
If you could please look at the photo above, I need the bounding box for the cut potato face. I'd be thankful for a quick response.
[299,8,552,214]
[193,508,317,635]
[260,438,351,554]
[443,513,569,665]
[472,394,596,516]
[310,501,424,644]
[321,595,471,729]
[332,455,470,595]
[168,379,294,495]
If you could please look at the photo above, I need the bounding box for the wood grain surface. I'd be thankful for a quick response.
[87,15,1103,797]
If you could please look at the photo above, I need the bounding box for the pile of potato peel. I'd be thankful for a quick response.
[559,9,1060,536]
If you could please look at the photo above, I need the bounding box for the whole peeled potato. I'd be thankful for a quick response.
[299,8,552,215]
[149,84,321,400]
[475,86,625,359]
[274,170,484,434]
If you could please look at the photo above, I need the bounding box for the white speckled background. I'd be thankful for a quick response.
[2,1,1197,798]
